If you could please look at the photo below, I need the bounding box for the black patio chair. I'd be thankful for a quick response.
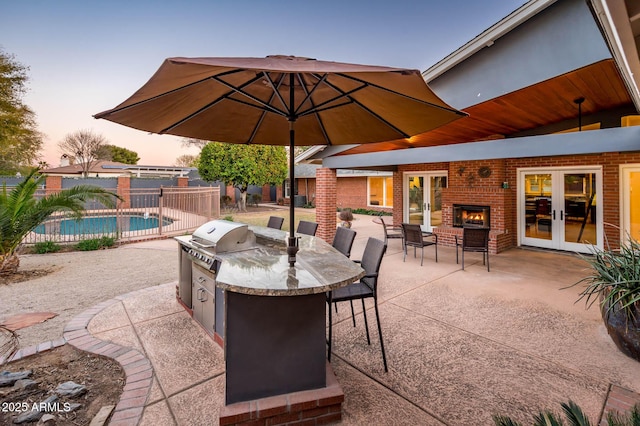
[455,227,490,271]
[380,215,403,245]
[327,237,388,372]
[332,226,357,258]
[401,223,438,266]
[331,226,358,320]
[296,220,318,236]
[266,216,284,230]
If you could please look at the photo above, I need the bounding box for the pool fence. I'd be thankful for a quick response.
[23,186,221,245]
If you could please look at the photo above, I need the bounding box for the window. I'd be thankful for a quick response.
[368,177,393,207]
[284,180,291,199]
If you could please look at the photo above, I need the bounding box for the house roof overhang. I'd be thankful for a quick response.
[310,0,640,163]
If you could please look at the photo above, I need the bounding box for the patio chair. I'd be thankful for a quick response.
[380,215,403,245]
[331,226,358,321]
[327,237,388,372]
[536,198,551,232]
[266,216,284,230]
[296,220,318,236]
[400,223,438,266]
[332,226,357,258]
[455,227,490,272]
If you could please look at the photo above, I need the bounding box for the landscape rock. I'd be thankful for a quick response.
[54,381,86,397]
[13,379,38,391]
[38,413,56,425]
[13,395,58,424]
[0,370,32,387]
[67,403,82,412]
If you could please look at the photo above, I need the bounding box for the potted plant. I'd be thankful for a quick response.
[569,236,640,361]
[338,208,354,228]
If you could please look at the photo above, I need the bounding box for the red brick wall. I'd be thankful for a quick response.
[398,161,509,253]
[261,184,271,202]
[45,175,62,195]
[117,176,131,209]
[177,177,188,188]
[315,168,337,243]
[295,178,317,205]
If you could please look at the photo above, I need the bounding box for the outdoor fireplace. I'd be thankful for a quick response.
[453,204,490,228]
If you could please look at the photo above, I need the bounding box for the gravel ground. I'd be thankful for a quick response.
[0,239,179,349]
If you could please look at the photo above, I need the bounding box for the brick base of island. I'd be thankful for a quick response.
[219,363,344,426]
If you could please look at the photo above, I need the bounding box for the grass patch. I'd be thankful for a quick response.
[231,211,316,232]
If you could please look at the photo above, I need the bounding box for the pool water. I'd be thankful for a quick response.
[35,214,173,235]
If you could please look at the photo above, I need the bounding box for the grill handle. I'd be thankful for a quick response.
[190,239,216,249]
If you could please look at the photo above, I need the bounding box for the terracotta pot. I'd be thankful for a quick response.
[601,297,640,362]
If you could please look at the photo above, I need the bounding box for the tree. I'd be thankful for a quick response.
[0,168,119,274]
[198,143,287,211]
[58,130,107,177]
[175,154,199,167]
[95,144,140,164]
[0,49,43,174]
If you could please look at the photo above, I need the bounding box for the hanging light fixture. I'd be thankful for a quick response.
[574,97,585,131]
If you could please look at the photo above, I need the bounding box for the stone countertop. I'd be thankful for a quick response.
[214,226,365,296]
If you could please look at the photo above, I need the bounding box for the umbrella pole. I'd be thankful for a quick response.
[287,121,298,267]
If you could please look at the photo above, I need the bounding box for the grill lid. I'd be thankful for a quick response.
[190,220,256,253]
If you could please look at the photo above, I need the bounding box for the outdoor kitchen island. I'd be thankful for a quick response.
[175,221,365,425]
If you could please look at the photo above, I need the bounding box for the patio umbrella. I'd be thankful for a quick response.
[94,55,465,266]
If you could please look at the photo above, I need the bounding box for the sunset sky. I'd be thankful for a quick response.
[1,0,526,167]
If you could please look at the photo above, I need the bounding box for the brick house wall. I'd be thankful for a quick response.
[316,168,337,242]
[387,152,640,253]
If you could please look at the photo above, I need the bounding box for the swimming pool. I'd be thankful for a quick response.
[34,213,174,235]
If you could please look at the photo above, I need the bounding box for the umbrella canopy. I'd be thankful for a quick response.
[94,55,465,265]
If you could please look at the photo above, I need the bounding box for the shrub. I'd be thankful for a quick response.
[249,193,262,206]
[223,215,234,221]
[33,241,61,254]
[76,236,116,251]
[221,195,233,206]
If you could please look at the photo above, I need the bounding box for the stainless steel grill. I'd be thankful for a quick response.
[175,220,258,340]
[177,220,257,270]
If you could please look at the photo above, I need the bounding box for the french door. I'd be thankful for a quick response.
[404,172,447,232]
[519,167,603,253]
[621,164,640,243]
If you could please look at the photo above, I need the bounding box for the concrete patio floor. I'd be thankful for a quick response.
[66,215,640,425]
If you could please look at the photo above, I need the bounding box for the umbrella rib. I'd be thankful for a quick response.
[159,74,288,134]
[262,72,290,116]
[94,68,249,119]
[335,72,467,116]
[294,73,333,146]
[247,75,287,144]
[211,74,288,117]
[297,76,411,138]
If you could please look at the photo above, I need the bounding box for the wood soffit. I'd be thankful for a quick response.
[337,59,632,156]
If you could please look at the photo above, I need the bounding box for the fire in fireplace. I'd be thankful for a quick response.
[453,204,490,228]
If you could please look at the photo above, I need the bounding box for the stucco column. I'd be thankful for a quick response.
[315,168,337,243]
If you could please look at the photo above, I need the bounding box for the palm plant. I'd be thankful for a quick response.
[571,237,640,323]
[0,168,119,275]
[493,400,640,426]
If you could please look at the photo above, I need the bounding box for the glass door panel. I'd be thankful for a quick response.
[523,173,553,242]
[563,173,597,246]
[429,176,446,228]
[407,176,424,225]
[622,166,640,242]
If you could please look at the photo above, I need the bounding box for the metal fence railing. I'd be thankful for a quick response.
[23,186,220,245]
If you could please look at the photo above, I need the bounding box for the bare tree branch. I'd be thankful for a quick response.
[58,130,108,178]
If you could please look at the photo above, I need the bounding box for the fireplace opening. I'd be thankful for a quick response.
[453,204,490,228]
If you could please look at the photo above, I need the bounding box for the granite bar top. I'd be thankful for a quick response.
[214,226,365,296]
